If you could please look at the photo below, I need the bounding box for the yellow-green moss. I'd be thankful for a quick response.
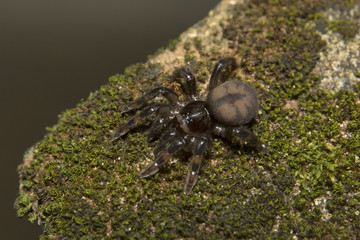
[15,0,359,239]
[327,18,359,40]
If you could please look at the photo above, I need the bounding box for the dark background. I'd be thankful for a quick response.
[0,0,219,238]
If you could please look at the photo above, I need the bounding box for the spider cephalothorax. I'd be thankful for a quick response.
[112,57,267,193]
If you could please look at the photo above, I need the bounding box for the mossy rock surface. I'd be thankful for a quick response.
[16,0,360,239]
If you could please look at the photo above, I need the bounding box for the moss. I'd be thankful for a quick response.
[167,38,181,51]
[327,18,360,40]
[15,0,359,239]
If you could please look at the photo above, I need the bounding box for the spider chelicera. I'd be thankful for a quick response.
[112,57,267,193]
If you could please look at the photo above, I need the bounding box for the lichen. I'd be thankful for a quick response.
[15,0,359,239]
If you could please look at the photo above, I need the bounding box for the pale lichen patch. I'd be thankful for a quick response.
[313,6,360,91]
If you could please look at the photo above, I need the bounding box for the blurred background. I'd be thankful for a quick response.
[0,0,219,238]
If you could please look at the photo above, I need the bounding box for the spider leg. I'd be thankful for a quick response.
[112,104,171,141]
[153,127,178,157]
[232,127,269,154]
[119,87,181,113]
[184,136,209,194]
[212,124,268,154]
[145,115,173,142]
[172,68,197,100]
[208,57,237,91]
[139,136,185,178]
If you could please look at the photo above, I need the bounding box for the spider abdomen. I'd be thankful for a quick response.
[206,80,259,126]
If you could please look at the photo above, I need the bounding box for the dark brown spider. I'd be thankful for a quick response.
[112,57,267,193]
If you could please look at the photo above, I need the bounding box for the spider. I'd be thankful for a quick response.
[112,57,267,193]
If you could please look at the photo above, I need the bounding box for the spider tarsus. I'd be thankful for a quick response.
[184,173,197,194]
[172,68,197,100]
[119,107,129,114]
[111,126,128,141]
[208,57,237,91]
[139,162,159,178]
[146,134,155,143]
[140,152,172,178]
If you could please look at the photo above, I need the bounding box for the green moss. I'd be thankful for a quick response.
[16,0,359,239]
[327,18,359,40]
[167,38,181,51]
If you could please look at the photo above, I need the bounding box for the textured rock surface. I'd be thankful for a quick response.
[15,0,359,239]
[314,5,360,91]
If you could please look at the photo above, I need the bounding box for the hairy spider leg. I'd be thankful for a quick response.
[208,57,237,91]
[112,104,171,141]
[119,87,181,114]
[184,136,209,194]
[212,124,268,154]
[139,137,186,178]
[172,68,197,100]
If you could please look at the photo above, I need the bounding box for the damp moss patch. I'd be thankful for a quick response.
[327,18,359,40]
[15,0,359,239]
